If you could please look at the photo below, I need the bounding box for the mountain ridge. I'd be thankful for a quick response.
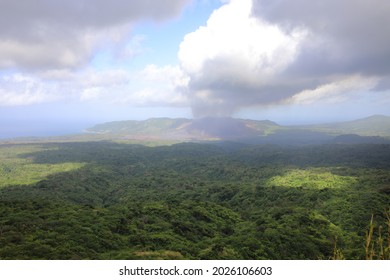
[298,115,390,137]
[86,115,390,144]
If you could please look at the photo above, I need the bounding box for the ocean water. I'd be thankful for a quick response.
[0,120,94,139]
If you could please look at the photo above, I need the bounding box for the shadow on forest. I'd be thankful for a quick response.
[17,141,390,168]
[0,141,388,259]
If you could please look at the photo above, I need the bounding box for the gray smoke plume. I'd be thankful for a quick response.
[178,0,390,118]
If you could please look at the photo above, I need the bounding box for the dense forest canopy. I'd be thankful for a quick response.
[0,141,389,259]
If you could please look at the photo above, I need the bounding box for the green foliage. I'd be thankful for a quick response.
[0,141,389,259]
[306,115,390,137]
[267,168,357,190]
[0,145,85,187]
[364,211,390,260]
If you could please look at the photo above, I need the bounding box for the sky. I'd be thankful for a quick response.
[0,0,390,137]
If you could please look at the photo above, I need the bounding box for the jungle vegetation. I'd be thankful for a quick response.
[0,141,389,259]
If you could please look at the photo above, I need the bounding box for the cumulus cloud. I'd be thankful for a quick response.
[70,65,189,106]
[253,0,390,77]
[0,65,188,107]
[289,75,379,105]
[0,0,190,70]
[0,74,63,106]
[111,64,189,106]
[179,0,306,117]
[178,0,390,117]
[0,0,191,108]
[2,0,389,119]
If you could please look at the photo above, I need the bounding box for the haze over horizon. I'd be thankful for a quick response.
[1,0,389,137]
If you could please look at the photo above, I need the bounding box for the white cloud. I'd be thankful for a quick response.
[80,69,131,88]
[2,0,389,120]
[0,65,188,107]
[175,0,390,117]
[76,65,188,106]
[0,0,192,110]
[0,0,190,70]
[289,75,380,105]
[178,0,307,117]
[140,64,189,88]
[180,0,305,77]
[116,64,189,106]
[0,74,62,106]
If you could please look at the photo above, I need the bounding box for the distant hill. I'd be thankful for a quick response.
[300,115,390,137]
[86,117,280,141]
[85,115,390,145]
[87,118,190,138]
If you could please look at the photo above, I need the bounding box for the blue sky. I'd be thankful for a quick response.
[0,0,389,137]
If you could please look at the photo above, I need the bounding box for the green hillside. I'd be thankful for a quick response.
[88,118,190,135]
[301,115,390,137]
[84,115,390,144]
[86,117,280,141]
